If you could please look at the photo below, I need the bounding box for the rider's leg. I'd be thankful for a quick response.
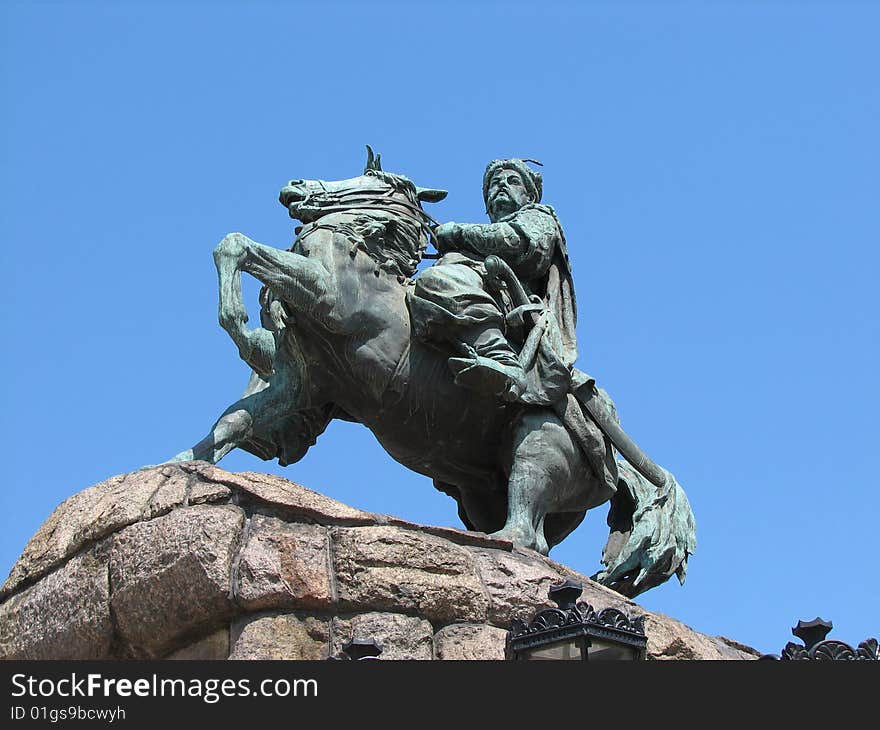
[449,321,526,401]
[412,261,525,399]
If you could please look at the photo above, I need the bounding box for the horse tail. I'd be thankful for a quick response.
[593,459,697,598]
[572,383,696,598]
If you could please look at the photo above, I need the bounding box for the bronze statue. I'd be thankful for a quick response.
[165,148,696,598]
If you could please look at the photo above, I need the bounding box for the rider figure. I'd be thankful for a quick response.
[409,158,578,404]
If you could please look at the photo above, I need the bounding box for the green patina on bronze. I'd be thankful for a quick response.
[164,148,696,598]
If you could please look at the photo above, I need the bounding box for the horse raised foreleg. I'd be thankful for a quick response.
[213,233,280,376]
[216,229,340,321]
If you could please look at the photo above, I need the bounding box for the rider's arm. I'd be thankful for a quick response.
[456,222,526,258]
[433,208,561,276]
[457,208,560,279]
[504,207,561,280]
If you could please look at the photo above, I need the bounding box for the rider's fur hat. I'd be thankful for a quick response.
[482,158,543,205]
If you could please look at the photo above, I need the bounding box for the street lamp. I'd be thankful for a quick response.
[506,579,647,661]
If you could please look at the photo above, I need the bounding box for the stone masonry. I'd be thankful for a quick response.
[0,463,758,660]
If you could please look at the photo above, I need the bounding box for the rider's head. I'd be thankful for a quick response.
[483,159,543,222]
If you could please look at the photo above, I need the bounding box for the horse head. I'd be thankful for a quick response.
[279,146,447,223]
[279,147,447,276]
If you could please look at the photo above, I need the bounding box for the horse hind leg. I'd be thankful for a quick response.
[491,410,585,555]
[491,464,551,554]
[165,372,290,465]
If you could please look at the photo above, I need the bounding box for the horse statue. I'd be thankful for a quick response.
[165,149,696,598]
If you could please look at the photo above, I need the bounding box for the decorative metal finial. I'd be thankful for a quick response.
[792,618,833,650]
[548,579,584,611]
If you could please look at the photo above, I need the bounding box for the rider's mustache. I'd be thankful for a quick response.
[490,186,512,200]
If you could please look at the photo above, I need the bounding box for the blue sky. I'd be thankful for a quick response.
[2,1,877,655]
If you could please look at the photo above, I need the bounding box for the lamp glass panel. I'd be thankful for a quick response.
[587,638,640,661]
[523,641,583,660]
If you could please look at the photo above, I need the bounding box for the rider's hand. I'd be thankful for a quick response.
[434,222,461,254]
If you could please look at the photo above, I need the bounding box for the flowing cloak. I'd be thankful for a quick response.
[504,203,580,404]
[509,203,578,366]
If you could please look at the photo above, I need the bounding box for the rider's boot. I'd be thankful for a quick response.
[447,324,526,402]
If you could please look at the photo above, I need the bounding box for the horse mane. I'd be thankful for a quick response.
[331,166,431,278]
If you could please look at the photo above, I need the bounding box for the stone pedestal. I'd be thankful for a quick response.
[0,463,757,661]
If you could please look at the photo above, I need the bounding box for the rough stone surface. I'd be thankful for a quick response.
[473,547,572,626]
[2,470,158,598]
[434,624,508,660]
[188,481,232,506]
[229,613,330,660]
[165,629,230,660]
[332,612,434,660]
[645,614,757,660]
[419,525,513,551]
[712,635,762,659]
[0,545,112,660]
[0,465,222,599]
[332,525,489,623]
[1,466,758,661]
[110,504,244,657]
[372,514,514,552]
[235,515,331,611]
[143,469,191,519]
[191,465,376,524]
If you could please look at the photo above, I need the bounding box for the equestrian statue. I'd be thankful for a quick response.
[164,148,696,598]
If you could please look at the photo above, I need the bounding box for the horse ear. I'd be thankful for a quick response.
[416,187,448,203]
[364,145,383,173]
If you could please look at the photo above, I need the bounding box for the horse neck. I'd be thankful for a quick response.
[291,219,415,419]
[297,197,427,278]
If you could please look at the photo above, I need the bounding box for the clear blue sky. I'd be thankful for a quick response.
[2,1,877,656]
